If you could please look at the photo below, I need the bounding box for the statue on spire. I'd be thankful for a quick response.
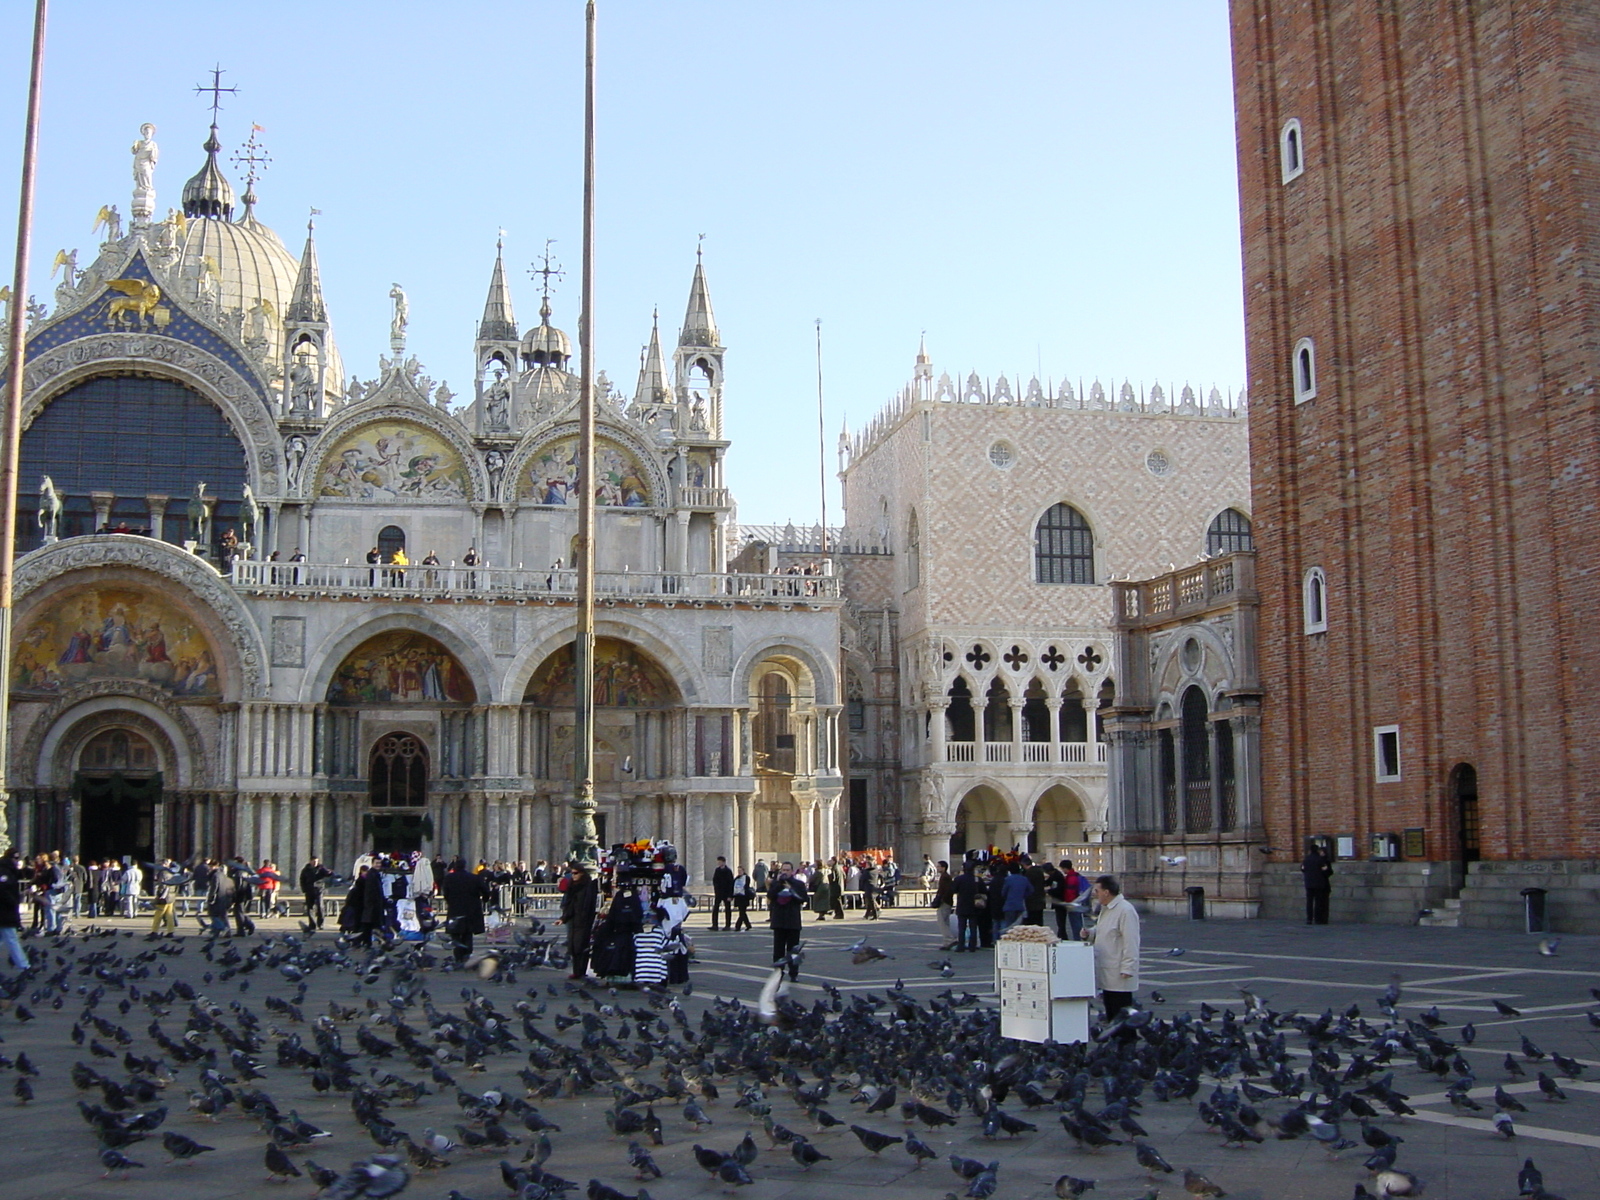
[131,123,158,225]
[389,283,409,352]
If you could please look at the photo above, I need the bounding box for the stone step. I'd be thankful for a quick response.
[1417,910,1460,928]
[1443,897,1462,910]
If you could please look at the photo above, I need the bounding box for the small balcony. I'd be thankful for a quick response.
[944,741,1107,766]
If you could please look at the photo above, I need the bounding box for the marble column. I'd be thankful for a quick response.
[688,794,707,885]
[738,792,755,873]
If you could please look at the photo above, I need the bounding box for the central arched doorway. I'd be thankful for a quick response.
[1030,784,1087,855]
[368,733,429,853]
[75,728,161,863]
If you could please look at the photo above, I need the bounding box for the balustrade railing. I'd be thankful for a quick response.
[945,741,1106,765]
[231,560,841,601]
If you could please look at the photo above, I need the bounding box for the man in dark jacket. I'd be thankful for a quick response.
[300,857,334,930]
[1302,840,1334,925]
[766,862,808,979]
[1024,856,1064,927]
[709,856,735,931]
[558,863,599,980]
[441,857,492,963]
[952,858,983,952]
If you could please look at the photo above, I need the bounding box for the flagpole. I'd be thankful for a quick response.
[0,0,49,854]
[569,0,600,865]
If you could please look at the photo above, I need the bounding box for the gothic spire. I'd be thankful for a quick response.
[679,246,720,349]
[285,213,327,323]
[478,234,518,342]
[633,308,671,406]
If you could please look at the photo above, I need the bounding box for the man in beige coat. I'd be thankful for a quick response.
[1083,875,1140,1019]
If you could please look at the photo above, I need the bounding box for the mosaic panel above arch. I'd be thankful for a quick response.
[525,637,676,708]
[12,585,221,698]
[326,631,477,706]
[317,422,470,500]
[519,435,652,507]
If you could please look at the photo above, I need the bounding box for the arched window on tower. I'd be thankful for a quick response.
[1303,566,1328,633]
[1035,503,1094,584]
[1206,508,1254,556]
[1294,337,1317,403]
[1281,118,1305,183]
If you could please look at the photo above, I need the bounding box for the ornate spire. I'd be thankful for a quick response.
[478,233,518,342]
[183,67,238,220]
[286,211,327,323]
[679,244,720,349]
[181,124,236,220]
[633,308,670,406]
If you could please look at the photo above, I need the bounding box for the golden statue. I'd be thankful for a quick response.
[105,279,162,329]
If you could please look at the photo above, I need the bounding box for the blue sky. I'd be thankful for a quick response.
[0,2,1244,526]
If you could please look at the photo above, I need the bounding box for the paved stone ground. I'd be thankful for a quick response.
[0,904,1594,1200]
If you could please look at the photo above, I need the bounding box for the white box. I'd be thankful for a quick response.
[993,939,1095,1044]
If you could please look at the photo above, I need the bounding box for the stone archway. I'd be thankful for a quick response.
[1030,784,1087,854]
[951,785,1012,860]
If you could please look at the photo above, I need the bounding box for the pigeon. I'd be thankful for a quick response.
[1536,938,1560,957]
[1492,999,1523,1017]
[1520,1034,1546,1060]
[1536,1073,1567,1101]
[1493,1111,1516,1139]
[1183,1167,1228,1198]
[627,1142,662,1179]
[1136,1142,1175,1175]
[1056,1176,1097,1199]
[162,1131,216,1162]
[965,1163,1001,1198]
[1167,948,1186,957]
[692,1145,726,1175]
[1372,1168,1423,1197]
[849,1124,902,1154]
[904,1130,938,1165]
[716,1159,754,1189]
[99,1147,145,1177]
[586,1183,637,1200]
[1495,1086,1528,1112]
[790,1138,831,1169]
[1519,1158,1544,1196]
[950,1154,988,1180]
[265,1141,303,1181]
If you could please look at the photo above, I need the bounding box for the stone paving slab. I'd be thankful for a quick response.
[0,907,1593,1200]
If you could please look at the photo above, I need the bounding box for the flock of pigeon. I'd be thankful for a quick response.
[0,919,1592,1200]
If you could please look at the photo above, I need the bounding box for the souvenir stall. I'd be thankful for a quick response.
[587,839,693,986]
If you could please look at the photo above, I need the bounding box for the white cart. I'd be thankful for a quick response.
[993,938,1095,1043]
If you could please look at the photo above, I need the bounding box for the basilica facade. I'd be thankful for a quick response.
[2,119,844,881]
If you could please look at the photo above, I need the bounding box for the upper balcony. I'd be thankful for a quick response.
[230,560,841,607]
[1112,552,1256,630]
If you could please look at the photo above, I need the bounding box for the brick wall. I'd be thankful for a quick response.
[1232,1,1600,870]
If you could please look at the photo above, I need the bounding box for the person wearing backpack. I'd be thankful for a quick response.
[1056,859,1086,939]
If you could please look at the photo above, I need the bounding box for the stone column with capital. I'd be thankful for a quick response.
[737,792,755,871]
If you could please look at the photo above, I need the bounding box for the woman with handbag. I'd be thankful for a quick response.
[731,866,753,931]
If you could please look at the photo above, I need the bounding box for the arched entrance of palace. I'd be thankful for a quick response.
[1029,784,1087,854]
[951,785,1010,860]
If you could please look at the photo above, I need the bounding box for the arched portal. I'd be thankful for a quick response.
[951,785,1010,860]
[75,727,162,863]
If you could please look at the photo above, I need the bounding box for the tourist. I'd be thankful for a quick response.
[1024,854,1063,927]
[731,864,753,931]
[257,859,280,917]
[118,857,143,920]
[809,863,835,922]
[1056,859,1087,940]
[300,856,333,929]
[953,857,984,952]
[1302,838,1333,925]
[996,862,1034,937]
[1084,874,1141,1020]
[442,857,492,963]
[631,905,671,988]
[558,862,598,980]
[860,860,881,920]
[149,860,180,933]
[710,856,734,930]
[932,860,955,949]
[767,862,807,980]
[205,859,235,936]
[752,859,769,891]
[0,850,29,971]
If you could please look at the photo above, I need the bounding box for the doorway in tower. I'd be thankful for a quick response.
[951,785,1010,860]
[1451,763,1480,869]
[75,728,161,863]
[368,733,428,853]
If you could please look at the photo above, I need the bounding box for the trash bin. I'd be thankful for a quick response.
[1520,887,1547,934]
[1185,886,1206,921]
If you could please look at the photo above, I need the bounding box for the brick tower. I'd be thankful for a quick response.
[1231,2,1600,928]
